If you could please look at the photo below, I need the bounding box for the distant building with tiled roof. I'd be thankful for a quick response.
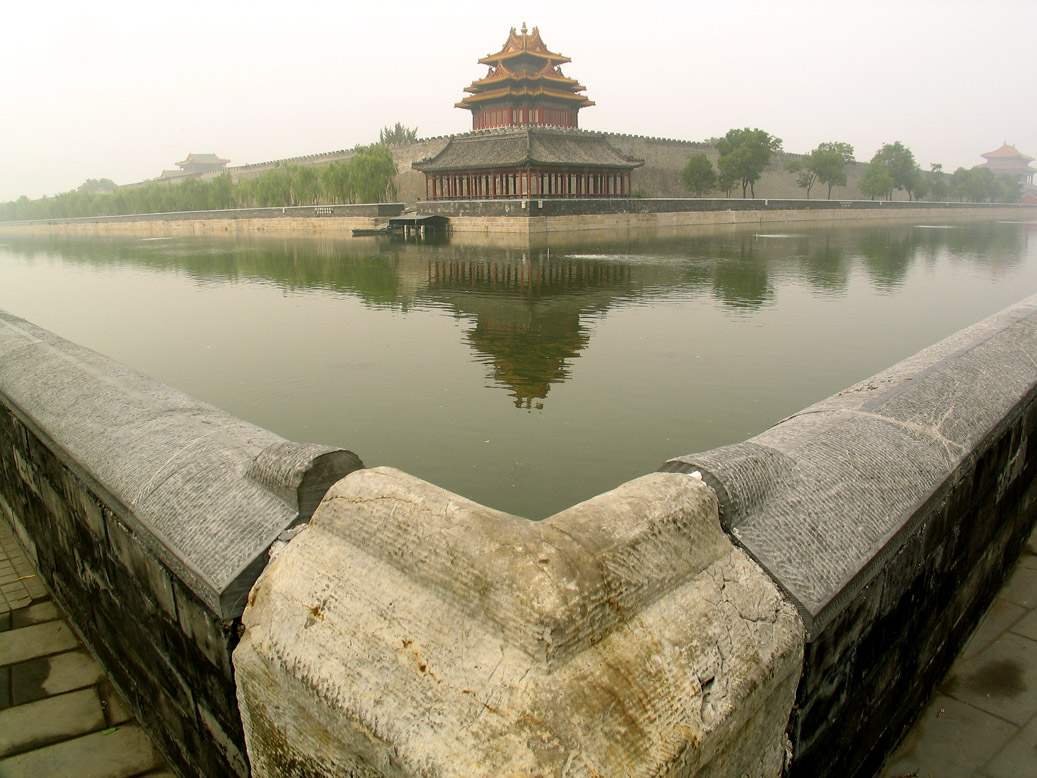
[174,153,230,176]
[977,143,1035,185]
[414,25,643,200]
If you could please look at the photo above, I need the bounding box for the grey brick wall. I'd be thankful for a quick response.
[663,294,1037,778]
[0,311,363,778]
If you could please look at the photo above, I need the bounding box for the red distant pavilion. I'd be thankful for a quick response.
[977,143,1035,185]
[414,24,642,200]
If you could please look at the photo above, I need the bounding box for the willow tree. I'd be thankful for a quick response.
[348,144,399,203]
[378,122,418,145]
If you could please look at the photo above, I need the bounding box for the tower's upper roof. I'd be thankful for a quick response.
[457,25,594,112]
[478,23,570,67]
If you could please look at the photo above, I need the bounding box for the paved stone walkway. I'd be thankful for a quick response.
[0,519,172,778]
[880,524,1037,778]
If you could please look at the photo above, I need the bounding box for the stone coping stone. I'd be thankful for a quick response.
[236,468,804,777]
[0,311,363,618]
[663,292,1037,638]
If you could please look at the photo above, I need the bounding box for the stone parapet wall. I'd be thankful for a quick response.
[0,311,363,778]
[663,293,1037,777]
[433,201,1034,236]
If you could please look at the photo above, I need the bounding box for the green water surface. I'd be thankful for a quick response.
[1,219,1034,518]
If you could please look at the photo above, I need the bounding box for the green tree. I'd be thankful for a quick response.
[949,167,1017,203]
[210,173,235,210]
[810,142,855,199]
[994,173,1023,203]
[927,164,949,201]
[859,161,895,200]
[911,173,930,201]
[950,167,973,201]
[348,144,398,203]
[785,157,818,198]
[77,178,117,194]
[869,142,923,200]
[294,165,321,205]
[379,122,418,145]
[717,165,738,198]
[255,165,296,206]
[681,153,717,196]
[715,128,782,198]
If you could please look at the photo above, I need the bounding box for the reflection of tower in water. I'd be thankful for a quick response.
[427,255,632,408]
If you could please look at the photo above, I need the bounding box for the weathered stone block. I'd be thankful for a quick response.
[174,581,233,679]
[62,476,105,539]
[235,468,804,777]
[107,517,177,620]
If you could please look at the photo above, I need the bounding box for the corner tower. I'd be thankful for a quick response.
[457,24,595,130]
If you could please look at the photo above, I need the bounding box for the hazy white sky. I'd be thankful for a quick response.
[2,0,1034,202]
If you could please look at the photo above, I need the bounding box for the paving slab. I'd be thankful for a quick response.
[0,583,31,612]
[982,712,1037,778]
[11,649,106,705]
[1011,608,1037,641]
[1,664,9,710]
[999,564,1037,609]
[0,687,106,757]
[97,681,134,727]
[0,724,165,778]
[878,694,1017,778]
[942,631,1037,726]
[960,598,1027,660]
[10,600,58,629]
[0,620,80,667]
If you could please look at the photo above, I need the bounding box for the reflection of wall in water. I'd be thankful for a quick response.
[426,256,634,408]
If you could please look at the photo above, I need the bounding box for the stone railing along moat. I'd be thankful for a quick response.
[1,290,1036,777]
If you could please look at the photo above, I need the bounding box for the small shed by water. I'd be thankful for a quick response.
[388,214,450,238]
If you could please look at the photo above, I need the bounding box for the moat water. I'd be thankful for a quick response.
[1,219,1035,518]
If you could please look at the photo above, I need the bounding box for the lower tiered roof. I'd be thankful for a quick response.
[413,127,643,173]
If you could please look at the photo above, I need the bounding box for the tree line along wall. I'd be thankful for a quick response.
[392,133,878,204]
[121,134,890,207]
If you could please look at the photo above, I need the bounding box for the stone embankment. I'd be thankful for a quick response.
[1,291,1036,776]
[1,200,1032,240]
[0,203,404,238]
